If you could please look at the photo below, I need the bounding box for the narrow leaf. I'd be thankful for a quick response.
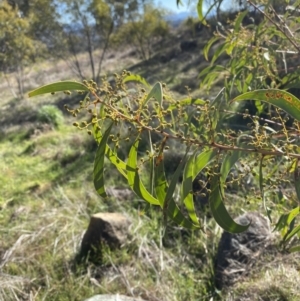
[211,42,228,65]
[203,36,220,61]
[148,131,155,195]
[274,207,299,233]
[197,0,207,25]
[94,122,113,198]
[123,74,150,88]
[199,65,226,79]
[193,149,218,176]
[294,159,300,203]
[169,97,206,110]
[234,10,249,33]
[284,224,300,242]
[106,147,128,179]
[181,151,200,225]
[163,148,200,229]
[209,174,250,233]
[127,139,160,205]
[260,156,272,222]
[143,82,163,107]
[93,124,127,179]
[28,81,89,97]
[289,245,300,252]
[220,150,242,197]
[154,151,168,208]
[232,89,300,122]
[164,149,189,207]
[210,88,225,132]
[166,196,200,229]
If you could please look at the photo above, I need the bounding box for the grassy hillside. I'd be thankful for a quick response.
[1,24,300,301]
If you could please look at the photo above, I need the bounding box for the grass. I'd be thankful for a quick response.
[1,24,300,301]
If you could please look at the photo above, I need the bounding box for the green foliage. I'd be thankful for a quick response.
[200,4,300,100]
[27,69,300,242]
[36,105,64,128]
[17,0,63,55]
[0,2,34,68]
[24,0,300,255]
[0,0,46,97]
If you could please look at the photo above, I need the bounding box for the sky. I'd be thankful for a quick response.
[156,0,191,13]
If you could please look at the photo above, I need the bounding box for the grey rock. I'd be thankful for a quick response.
[79,213,131,262]
[215,212,273,290]
[84,295,145,301]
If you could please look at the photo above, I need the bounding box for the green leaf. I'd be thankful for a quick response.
[209,174,250,233]
[203,36,220,61]
[211,42,228,65]
[193,149,218,178]
[259,156,272,222]
[123,74,150,88]
[274,207,299,234]
[209,88,225,132]
[199,65,226,79]
[289,245,300,253]
[164,149,189,207]
[127,139,160,205]
[294,159,300,202]
[93,124,128,179]
[143,82,163,107]
[154,151,168,208]
[234,10,249,33]
[148,131,155,196]
[166,197,199,229]
[232,89,300,122]
[204,72,221,90]
[180,149,217,226]
[92,123,103,143]
[259,157,264,193]
[163,148,199,229]
[220,150,242,197]
[284,224,300,242]
[210,87,225,108]
[106,147,128,179]
[197,0,207,25]
[255,100,265,114]
[94,122,113,198]
[28,81,89,97]
[181,151,200,225]
[169,97,206,110]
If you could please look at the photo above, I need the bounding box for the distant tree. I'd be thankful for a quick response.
[113,4,169,60]
[8,0,64,56]
[59,0,147,82]
[0,0,45,98]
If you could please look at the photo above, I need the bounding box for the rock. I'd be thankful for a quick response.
[84,295,145,301]
[214,212,273,290]
[79,213,131,262]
